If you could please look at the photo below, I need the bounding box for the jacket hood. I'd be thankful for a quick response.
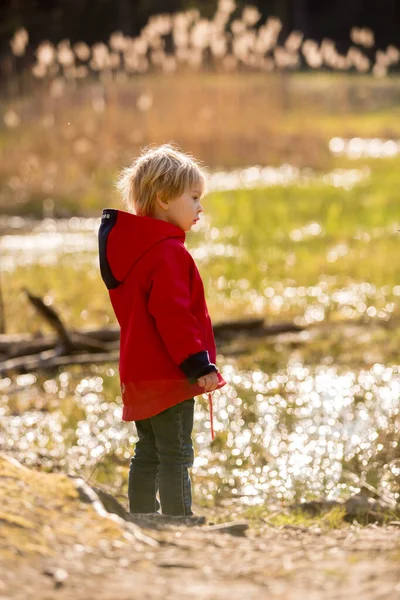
[98,209,185,289]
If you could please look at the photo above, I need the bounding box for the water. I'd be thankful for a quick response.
[0,217,98,271]
[329,137,400,159]
[0,161,370,272]
[207,164,369,191]
[0,361,398,506]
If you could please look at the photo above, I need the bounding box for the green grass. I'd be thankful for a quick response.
[3,155,400,336]
[241,504,348,530]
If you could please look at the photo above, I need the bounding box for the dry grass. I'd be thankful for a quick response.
[2,72,400,217]
[0,453,131,560]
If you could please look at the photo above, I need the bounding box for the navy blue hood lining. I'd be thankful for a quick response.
[99,209,122,290]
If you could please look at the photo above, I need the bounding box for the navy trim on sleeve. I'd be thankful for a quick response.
[98,209,122,290]
[179,350,217,384]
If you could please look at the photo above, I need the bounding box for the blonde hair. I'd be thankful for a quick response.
[116,143,206,216]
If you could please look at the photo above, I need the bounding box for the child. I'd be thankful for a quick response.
[98,143,226,516]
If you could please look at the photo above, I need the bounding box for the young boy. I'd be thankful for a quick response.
[98,144,226,516]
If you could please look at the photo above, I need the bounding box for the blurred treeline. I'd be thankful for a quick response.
[1,0,400,64]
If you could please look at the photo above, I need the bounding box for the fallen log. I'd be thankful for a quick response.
[0,322,303,375]
[0,332,119,359]
[0,287,308,374]
[23,288,75,352]
[23,289,111,353]
[3,286,398,376]
[0,326,120,353]
[0,323,301,359]
[0,314,303,361]
[213,318,303,337]
[0,349,120,374]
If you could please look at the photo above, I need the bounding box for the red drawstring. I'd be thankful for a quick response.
[208,392,215,440]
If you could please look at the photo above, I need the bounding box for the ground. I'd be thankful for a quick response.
[2,519,400,599]
[1,453,400,599]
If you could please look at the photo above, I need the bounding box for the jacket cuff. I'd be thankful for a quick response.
[179,350,217,384]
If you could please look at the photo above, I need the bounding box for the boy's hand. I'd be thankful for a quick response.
[197,371,219,392]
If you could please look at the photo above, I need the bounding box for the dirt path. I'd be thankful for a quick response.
[2,521,400,600]
[1,453,399,599]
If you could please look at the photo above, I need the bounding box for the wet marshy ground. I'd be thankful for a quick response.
[0,158,399,511]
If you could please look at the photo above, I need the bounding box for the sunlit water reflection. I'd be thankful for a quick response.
[0,361,398,505]
[329,137,400,159]
[0,163,371,270]
[207,164,369,191]
[0,217,98,271]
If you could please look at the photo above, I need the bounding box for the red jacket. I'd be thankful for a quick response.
[98,209,226,421]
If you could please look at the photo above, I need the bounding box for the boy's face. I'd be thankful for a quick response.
[166,187,204,232]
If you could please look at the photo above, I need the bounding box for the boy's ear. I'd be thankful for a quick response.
[155,192,169,210]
